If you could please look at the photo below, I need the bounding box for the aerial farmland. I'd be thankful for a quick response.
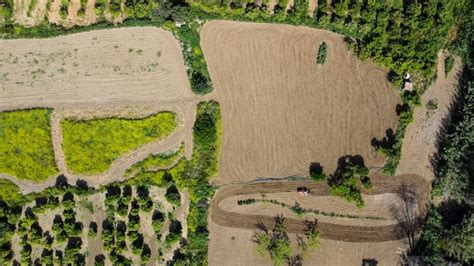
[0,0,472,265]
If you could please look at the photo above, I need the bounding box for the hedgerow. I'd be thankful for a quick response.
[238,198,385,220]
[0,109,58,181]
[61,111,176,174]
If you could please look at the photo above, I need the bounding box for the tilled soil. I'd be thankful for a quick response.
[201,20,401,185]
[210,174,430,242]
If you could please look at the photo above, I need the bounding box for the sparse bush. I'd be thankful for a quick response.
[445,55,455,77]
[165,185,181,206]
[166,220,182,244]
[316,42,328,64]
[237,198,256,205]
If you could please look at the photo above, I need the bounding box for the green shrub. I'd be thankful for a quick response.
[445,55,455,77]
[316,42,328,64]
[165,184,181,206]
[61,112,176,174]
[0,109,58,181]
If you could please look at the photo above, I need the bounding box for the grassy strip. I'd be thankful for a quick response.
[376,91,420,175]
[0,109,58,181]
[170,101,221,264]
[61,111,176,174]
[125,143,185,178]
[238,198,385,221]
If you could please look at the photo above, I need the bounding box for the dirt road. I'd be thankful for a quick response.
[210,174,430,242]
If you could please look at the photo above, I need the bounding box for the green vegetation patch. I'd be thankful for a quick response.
[253,215,320,265]
[62,112,177,174]
[238,198,384,220]
[328,157,370,208]
[125,143,185,178]
[445,55,455,77]
[316,42,328,65]
[0,109,58,181]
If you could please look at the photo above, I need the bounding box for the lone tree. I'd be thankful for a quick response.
[252,215,320,266]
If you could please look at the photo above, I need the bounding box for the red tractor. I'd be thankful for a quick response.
[297,186,311,196]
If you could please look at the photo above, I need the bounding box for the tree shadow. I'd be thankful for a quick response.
[75,179,88,190]
[328,155,366,185]
[361,258,378,266]
[309,162,324,175]
[371,128,395,151]
[55,174,68,188]
[389,183,421,252]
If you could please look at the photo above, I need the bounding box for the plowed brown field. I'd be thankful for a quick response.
[210,174,429,242]
[0,27,192,111]
[201,20,401,185]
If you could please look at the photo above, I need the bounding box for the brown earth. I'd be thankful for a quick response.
[208,219,407,266]
[0,27,192,110]
[201,20,401,185]
[210,174,429,242]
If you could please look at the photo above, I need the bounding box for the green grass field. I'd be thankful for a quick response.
[62,112,177,174]
[0,109,58,181]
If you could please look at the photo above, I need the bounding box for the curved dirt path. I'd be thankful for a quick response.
[210,174,430,242]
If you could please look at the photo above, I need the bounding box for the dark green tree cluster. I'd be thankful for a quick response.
[165,184,181,206]
[252,215,320,265]
[169,101,220,264]
[165,219,182,244]
[328,156,370,208]
[0,201,20,264]
[414,8,473,264]
[101,216,133,264]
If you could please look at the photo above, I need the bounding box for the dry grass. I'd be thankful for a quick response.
[0,27,193,111]
[201,20,400,185]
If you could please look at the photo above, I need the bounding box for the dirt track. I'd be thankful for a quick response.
[201,20,400,185]
[397,51,463,182]
[211,174,430,242]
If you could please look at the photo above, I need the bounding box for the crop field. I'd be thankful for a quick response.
[0,109,57,181]
[11,0,128,27]
[0,0,471,263]
[201,20,400,184]
[61,111,177,174]
[0,27,193,111]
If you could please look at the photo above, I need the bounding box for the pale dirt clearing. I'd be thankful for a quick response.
[208,219,405,266]
[397,51,463,182]
[0,27,193,111]
[201,20,400,185]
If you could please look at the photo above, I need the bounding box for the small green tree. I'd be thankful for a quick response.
[316,42,328,64]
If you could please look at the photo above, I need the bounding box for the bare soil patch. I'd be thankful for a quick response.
[208,219,405,266]
[201,20,400,185]
[0,27,193,111]
[397,51,463,181]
